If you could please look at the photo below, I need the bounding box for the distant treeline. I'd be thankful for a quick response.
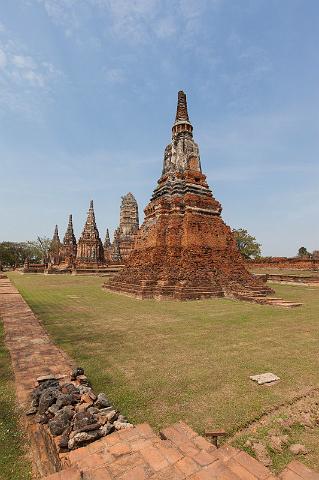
[0,237,51,268]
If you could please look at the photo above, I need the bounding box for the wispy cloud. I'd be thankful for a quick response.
[103,0,158,43]
[0,23,63,117]
[12,54,36,69]
[36,0,80,29]
[104,67,126,84]
[35,0,216,44]
[154,17,177,39]
[0,47,7,68]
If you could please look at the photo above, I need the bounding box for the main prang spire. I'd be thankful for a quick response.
[175,90,190,122]
[172,90,193,136]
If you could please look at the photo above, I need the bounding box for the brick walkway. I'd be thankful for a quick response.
[0,275,73,407]
[0,275,74,477]
[42,421,319,480]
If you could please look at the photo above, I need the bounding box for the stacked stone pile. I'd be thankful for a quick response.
[26,368,133,451]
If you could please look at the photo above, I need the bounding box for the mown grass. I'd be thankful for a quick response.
[8,272,319,471]
[0,320,32,480]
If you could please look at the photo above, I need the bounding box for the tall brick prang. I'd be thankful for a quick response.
[48,225,61,265]
[60,214,77,266]
[104,228,111,249]
[105,91,272,300]
[76,200,105,265]
[113,192,139,262]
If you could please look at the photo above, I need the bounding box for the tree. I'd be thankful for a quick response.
[298,246,310,258]
[0,242,28,268]
[27,237,51,262]
[232,228,261,260]
[0,237,51,268]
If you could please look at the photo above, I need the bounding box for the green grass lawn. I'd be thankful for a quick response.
[0,320,32,480]
[7,272,319,472]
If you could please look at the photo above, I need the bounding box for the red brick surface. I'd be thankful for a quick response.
[235,451,271,479]
[87,468,112,480]
[175,456,200,476]
[140,445,169,471]
[280,461,319,480]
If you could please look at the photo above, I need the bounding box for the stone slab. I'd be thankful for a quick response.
[250,373,280,385]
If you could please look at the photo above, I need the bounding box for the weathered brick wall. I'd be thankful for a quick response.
[24,263,46,273]
[248,257,319,270]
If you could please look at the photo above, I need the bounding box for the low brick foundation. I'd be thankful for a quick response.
[248,257,319,271]
[266,274,319,284]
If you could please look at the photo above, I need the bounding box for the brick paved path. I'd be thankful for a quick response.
[0,275,74,476]
[0,275,73,407]
[43,420,319,480]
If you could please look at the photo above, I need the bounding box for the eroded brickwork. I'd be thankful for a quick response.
[105,91,272,300]
[48,225,62,266]
[113,193,139,262]
[76,200,105,266]
[60,215,77,267]
[248,257,319,270]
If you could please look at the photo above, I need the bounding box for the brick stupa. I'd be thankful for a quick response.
[48,225,61,265]
[61,214,77,266]
[105,91,272,300]
[114,192,139,262]
[76,200,105,265]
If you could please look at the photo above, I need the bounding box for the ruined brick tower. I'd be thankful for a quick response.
[105,91,271,300]
[61,214,77,266]
[114,193,139,262]
[104,228,111,249]
[103,228,112,263]
[48,225,61,265]
[76,200,105,265]
[112,234,122,264]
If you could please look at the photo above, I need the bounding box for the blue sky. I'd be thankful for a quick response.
[1,0,318,256]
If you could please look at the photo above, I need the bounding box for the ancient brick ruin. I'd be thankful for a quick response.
[105,91,272,300]
[248,256,319,271]
[108,192,139,263]
[60,214,77,267]
[37,192,138,273]
[103,228,112,263]
[76,200,105,266]
[48,225,61,266]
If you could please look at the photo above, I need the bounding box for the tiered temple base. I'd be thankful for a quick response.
[105,189,273,301]
[105,244,273,301]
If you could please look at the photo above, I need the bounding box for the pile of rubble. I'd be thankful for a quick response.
[26,367,133,451]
